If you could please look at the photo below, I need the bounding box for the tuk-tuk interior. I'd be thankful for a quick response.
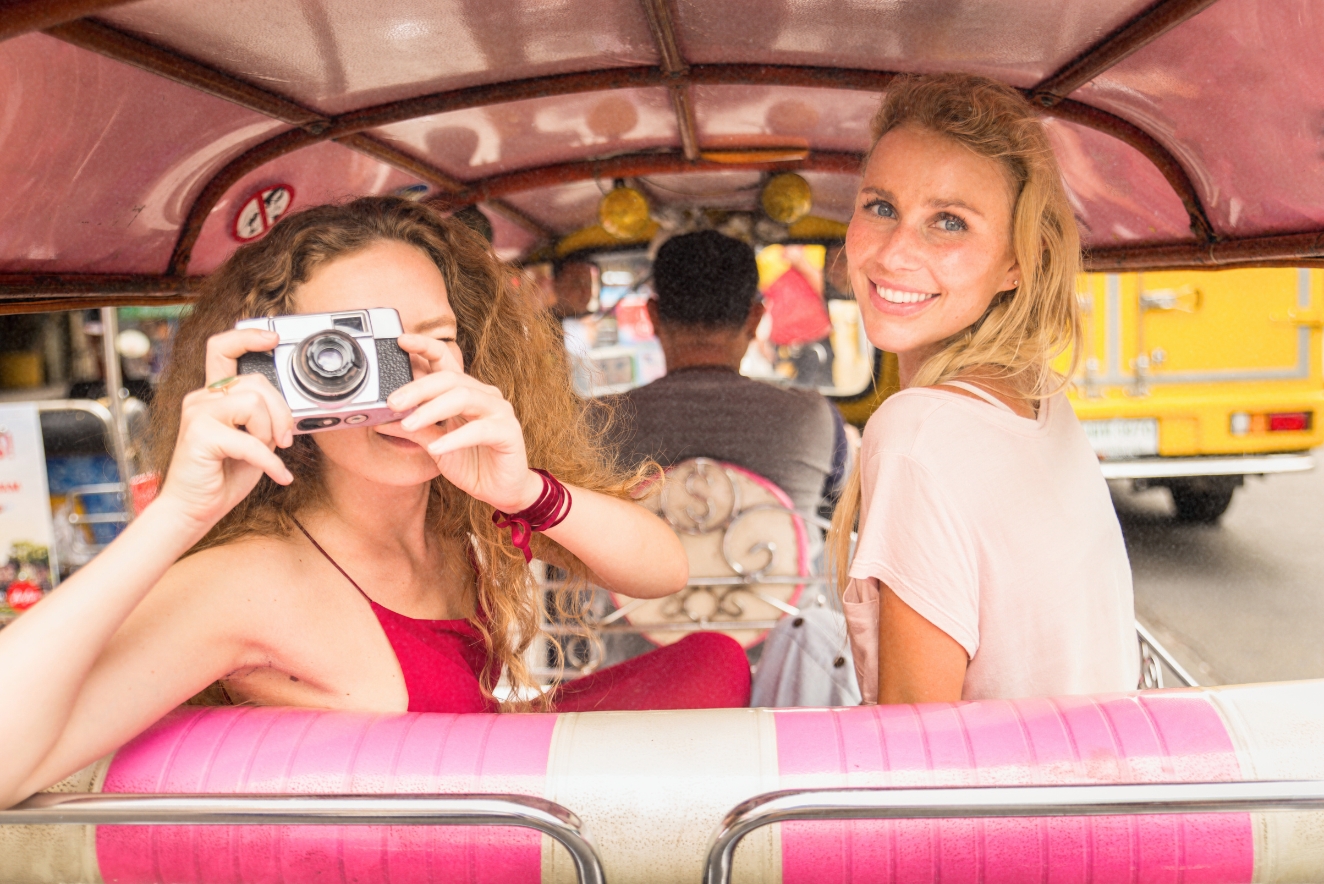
[3,1,1324,882]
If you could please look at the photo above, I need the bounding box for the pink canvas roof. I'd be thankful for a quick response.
[1,0,1320,311]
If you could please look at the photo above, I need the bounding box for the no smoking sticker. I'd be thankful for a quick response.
[232,184,295,242]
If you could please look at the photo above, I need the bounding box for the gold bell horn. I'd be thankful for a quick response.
[760,172,813,225]
[599,182,652,240]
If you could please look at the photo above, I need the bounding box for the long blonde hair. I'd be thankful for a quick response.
[151,196,651,710]
[829,73,1083,595]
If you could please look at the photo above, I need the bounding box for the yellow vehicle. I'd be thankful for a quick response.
[1069,267,1323,522]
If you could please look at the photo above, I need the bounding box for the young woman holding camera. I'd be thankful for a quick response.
[831,74,1138,705]
[0,197,749,808]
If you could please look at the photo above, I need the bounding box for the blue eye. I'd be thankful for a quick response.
[938,213,967,232]
[863,198,896,219]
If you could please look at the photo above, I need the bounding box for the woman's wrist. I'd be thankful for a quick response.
[127,496,217,554]
[491,470,573,564]
[506,469,545,513]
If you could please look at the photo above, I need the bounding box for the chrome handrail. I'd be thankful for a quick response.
[1136,620,1199,688]
[704,780,1324,884]
[5,792,606,884]
[65,482,132,527]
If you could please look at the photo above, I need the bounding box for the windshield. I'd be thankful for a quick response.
[560,242,875,399]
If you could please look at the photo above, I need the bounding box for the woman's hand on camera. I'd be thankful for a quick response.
[157,329,296,532]
[385,334,542,513]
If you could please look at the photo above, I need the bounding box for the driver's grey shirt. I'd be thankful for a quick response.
[605,366,837,514]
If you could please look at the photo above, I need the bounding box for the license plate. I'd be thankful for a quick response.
[1082,418,1159,459]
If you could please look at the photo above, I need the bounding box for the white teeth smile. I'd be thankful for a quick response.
[876,284,938,304]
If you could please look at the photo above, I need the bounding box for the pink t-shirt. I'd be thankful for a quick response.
[843,383,1138,702]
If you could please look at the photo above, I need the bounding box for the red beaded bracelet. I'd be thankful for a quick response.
[491,469,572,563]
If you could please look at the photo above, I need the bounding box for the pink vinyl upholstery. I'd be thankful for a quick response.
[98,707,557,884]
[30,684,1290,883]
[775,693,1252,883]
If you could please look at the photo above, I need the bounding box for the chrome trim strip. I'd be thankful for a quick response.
[1088,368,1312,384]
[1139,341,1311,383]
[99,307,133,517]
[1094,326,1311,383]
[34,398,116,424]
[1107,273,1121,378]
[1099,453,1313,480]
[704,781,1324,884]
[3,793,606,884]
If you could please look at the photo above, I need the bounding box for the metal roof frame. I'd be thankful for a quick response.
[1,0,1321,311]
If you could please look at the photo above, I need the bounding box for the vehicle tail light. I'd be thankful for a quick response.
[1269,412,1312,432]
[1230,410,1314,435]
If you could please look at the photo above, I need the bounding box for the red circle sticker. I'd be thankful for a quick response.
[6,580,43,612]
[232,184,295,242]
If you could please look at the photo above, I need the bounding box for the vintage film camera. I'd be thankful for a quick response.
[235,308,414,433]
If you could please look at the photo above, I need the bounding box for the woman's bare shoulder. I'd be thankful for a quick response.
[171,531,299,568]
[160,532,309,602]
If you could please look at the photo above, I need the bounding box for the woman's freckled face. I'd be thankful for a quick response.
[845,125,1021,374]
[290,240,460,486]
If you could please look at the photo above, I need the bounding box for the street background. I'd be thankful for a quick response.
[1120,463,1324,686]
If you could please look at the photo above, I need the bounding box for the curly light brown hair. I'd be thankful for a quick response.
[152,196,650,710]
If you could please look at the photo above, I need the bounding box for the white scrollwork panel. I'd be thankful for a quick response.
[622,458,810,648]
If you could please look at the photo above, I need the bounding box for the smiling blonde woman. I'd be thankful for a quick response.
[829,74,1138,705]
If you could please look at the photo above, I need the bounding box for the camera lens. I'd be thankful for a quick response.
[292,330,367,400]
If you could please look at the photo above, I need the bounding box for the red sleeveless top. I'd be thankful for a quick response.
[295,520,498,714]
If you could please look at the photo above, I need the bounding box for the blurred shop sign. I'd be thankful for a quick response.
[0,404,55,616]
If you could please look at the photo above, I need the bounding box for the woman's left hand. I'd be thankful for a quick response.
[383,334,542,513]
